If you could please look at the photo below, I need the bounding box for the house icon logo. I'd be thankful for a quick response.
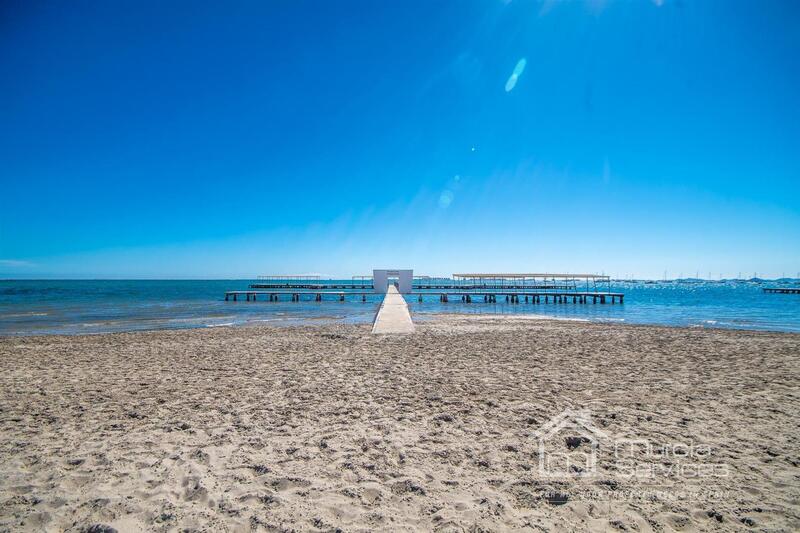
[533,408,609,478]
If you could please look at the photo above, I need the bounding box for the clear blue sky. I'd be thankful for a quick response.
[1,0,799,279]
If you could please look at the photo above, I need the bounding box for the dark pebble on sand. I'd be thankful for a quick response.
[155,513,174,523]
[545,491,569,505]
[391,480,426,496]
[565,436,590,450]
[598,479,619,490]
[249,464,270,475]
[83,525,117,533]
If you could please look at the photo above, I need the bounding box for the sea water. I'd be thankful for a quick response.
[1,279,799,335]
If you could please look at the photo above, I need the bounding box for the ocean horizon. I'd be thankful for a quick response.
[2,278,799,336]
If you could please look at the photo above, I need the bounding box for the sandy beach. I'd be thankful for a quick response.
[1,315,799,532]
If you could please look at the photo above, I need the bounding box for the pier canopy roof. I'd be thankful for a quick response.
[453,273,609,280]
[257,274,320,280]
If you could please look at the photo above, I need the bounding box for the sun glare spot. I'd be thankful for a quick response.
[505,58,527,92]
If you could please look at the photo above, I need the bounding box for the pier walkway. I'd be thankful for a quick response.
[372,286,415,334]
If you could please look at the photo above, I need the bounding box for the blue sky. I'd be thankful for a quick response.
[1,0,799,279]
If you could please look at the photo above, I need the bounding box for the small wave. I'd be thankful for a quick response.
[0,312,49,318]
[206,322,235,328]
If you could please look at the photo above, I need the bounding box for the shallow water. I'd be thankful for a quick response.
[1,279,799,335]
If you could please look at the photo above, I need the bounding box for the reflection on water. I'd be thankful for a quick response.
[1,280,799,335]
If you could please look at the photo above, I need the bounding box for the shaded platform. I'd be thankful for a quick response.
[372,286,415,334]
[428,292,624,304]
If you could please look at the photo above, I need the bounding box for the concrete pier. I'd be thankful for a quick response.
[372,285,415,334]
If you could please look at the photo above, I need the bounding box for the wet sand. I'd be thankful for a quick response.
[1,315,799,532]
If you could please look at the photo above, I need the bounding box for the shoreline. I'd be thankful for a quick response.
[2,316,799,531]
[5,310,800,339]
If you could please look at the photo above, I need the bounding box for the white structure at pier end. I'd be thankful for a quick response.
[373,269,413,294]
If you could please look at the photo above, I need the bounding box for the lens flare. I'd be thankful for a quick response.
[505,58,527,92]
[438,190,454,208]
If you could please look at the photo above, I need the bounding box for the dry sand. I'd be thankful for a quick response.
[1,315,799,532]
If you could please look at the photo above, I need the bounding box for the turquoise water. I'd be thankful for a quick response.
[1,280,799,335]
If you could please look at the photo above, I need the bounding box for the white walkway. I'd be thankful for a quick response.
[371,285,415,334]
